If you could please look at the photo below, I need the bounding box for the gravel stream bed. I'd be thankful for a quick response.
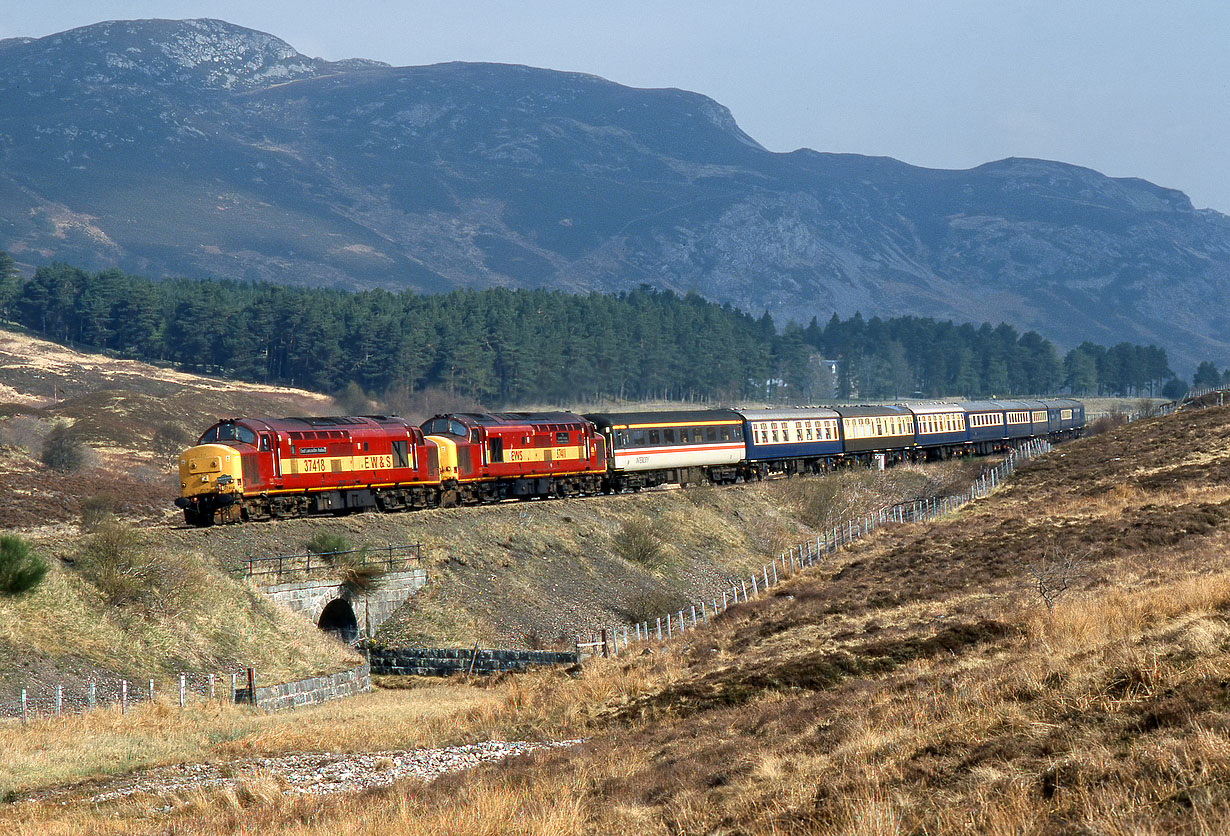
[26,739,583,805]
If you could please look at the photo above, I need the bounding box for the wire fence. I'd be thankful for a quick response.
[577,438,1054,659]
[0,669,257,722]
[1159,386,1229,416]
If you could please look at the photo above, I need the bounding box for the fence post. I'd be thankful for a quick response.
[667,614,673,639]
[89,682,96,711]
[231,672,237,702]
[603,628,611,658]
[763,565,770,590]
[751,573,759,596]
[21,688,26,724]
[741,579,748,601]
[722,589,728,610]
[701,602,707,624]
[678,610,685,632]
[56,685,62,717]
[657,617,662,641]
[623,626,629,649]
[179,673,186,709]
[122,680,128,714]
[247,667,257,706]
[772,560,779,585]
[691,605,697,627]
[149,679,155,704]
[208,673,215,701]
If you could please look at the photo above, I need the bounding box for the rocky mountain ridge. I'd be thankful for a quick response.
[2,19,1229,370]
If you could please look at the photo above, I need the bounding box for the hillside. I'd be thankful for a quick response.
[4,401,1229,832]
[2,20,1230,369]
[0,326,331,528]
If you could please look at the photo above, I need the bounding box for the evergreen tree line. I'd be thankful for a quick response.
[0,257,1207,404]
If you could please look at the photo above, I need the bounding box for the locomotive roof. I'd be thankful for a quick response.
[431,411,587,427]
[735,407,840,421]
[585,409,742,427]
[224,415,417,430]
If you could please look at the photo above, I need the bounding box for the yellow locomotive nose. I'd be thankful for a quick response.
[178,443,243,498]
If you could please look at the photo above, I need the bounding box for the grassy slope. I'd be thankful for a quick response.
[6,405,1228,834]
[0,328,357,711]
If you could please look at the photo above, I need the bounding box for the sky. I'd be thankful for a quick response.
[5,1,1229,213]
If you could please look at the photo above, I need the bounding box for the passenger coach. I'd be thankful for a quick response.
[834,405,915,463]
[585,409,744,490]
[739,407,843,477]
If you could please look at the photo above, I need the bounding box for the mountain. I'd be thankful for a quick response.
[2,18,1229,370]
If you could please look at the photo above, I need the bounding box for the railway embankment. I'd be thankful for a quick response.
[9,404,1230,833]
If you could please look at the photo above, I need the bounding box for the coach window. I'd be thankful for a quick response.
[631,429,646,446]
[771,423,779,442]
[664,428,676,444]
[720,427,731,441]
[649,430,660,445]
[706,427,717,442]
[616,430,629,446]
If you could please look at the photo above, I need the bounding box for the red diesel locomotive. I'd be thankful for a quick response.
[177,411,606,525]
[176,415,440,525]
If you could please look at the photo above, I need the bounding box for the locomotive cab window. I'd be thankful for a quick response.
[392,440,410,468]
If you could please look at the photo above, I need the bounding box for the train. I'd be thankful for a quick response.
[175,399,1084,526]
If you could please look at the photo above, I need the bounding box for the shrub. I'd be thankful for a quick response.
[40,423,83,472]
[611,516,665,569]
[80,492,119,532]
[623,590,689,625]
[0,535,48,596]
[152,422,191,460]
[76,520,203,616]
[338,563,385,595]
[305,530,352,556]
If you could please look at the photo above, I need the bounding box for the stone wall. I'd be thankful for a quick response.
[368,647,578,677]
[236,663,371,711]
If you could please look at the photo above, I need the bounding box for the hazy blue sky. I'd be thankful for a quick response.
[6,2,1228,212]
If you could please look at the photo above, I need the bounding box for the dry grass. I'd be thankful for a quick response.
[9,407,1230,834]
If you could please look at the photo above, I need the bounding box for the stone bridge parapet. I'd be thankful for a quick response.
[260,568,427,640]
